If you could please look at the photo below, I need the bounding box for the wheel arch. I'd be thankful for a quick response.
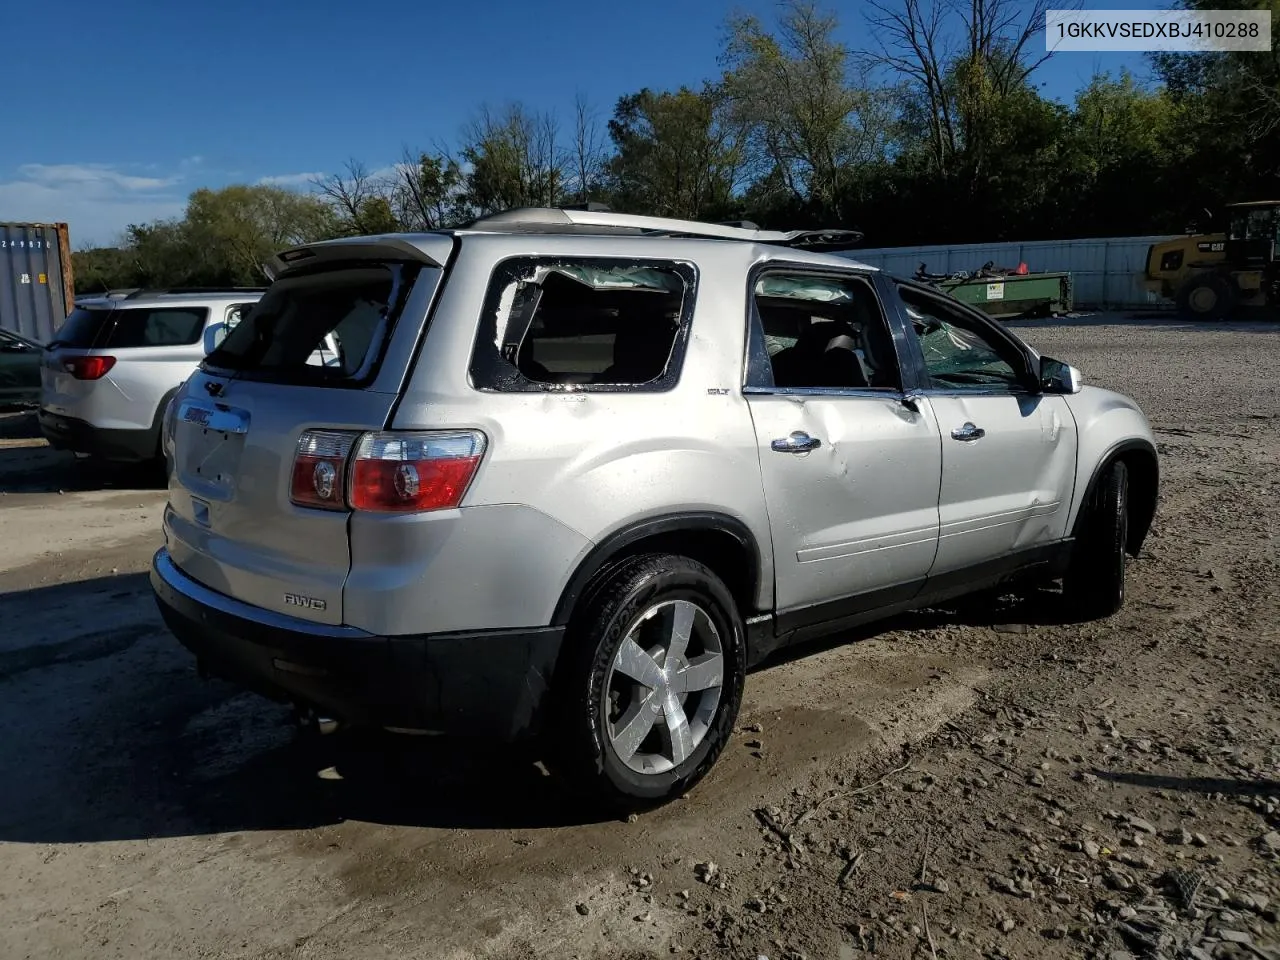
[550,512,766,628]
[1072,438,1159,557]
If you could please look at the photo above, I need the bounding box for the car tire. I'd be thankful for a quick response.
[1062,460,1129,620]
[1176,273,1234,322]
[550,553,745,807]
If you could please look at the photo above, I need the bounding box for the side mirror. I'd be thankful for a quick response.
[1040,356,1083,394]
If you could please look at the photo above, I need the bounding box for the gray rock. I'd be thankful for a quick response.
[1218,930,1253,945]
[1258,831,1280,851]
[999,919,1016,933]
[1084,840,1101,859]
[696,861,720,883]
[1127,815,1158,834]
[576,902,591,916]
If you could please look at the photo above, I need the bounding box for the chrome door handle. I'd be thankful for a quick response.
[771,431,822,453]
[951,422,985,442]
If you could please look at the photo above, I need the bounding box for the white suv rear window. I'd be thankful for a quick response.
[52,307,208,349]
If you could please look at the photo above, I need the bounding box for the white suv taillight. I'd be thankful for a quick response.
[289,428,486,513]
[349,430,486,513]
[291,430,359,510]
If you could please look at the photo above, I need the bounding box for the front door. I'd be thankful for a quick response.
[892,284,1077,575]
[743,267,943,633]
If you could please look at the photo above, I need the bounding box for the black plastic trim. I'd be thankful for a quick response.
[766,540,1073,653]
[38,409,160,462]
[151,549,564,739]
[1072,437,1159,553]
[551,512,764,626]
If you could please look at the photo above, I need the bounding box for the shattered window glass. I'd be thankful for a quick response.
[473,257,694,391]
[901,292,1023,389]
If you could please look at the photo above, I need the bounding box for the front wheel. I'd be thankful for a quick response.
[1062,460,1129,620]
[1176,273,1234,322]
[550,553,746,806]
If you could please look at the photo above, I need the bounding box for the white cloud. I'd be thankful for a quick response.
[0,162,191,247]
[256,171,325,188]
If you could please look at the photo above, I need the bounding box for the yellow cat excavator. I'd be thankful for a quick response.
[1144,200,1280,321]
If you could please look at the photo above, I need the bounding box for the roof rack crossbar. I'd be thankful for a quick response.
[461,207,863,250]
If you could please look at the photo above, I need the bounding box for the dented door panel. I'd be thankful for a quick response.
[927,392,1078,574]
[745,392,943,616]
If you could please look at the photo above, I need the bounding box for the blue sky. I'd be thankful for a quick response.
[1,0,1154,246]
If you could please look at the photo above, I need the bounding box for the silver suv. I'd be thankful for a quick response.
[39,289,267,470]
[150,209,1159,805]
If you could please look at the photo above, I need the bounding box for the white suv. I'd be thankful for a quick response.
[40,289,271,469]
[151,209,1159,806]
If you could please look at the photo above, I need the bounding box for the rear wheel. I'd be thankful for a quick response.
[1176,273,1234,322]
[550,554,745,807]
[1062,460,1129,620]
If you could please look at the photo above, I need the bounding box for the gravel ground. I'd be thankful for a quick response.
[1,312,1277,960]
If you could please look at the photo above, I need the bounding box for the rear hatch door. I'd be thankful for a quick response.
[164,236,454,625]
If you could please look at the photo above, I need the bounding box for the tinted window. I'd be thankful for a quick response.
[899,288,1026,390]
[751,273,901,391]
[470,258,695,392]
[51,307,207,349]
[203,263,421,385]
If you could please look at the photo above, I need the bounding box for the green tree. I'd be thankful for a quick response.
[606,86,746,220]
[184,185,339,284]
[458,103,565,215]
[720,0,890,222]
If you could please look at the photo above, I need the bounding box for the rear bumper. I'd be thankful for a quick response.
[150,548,564,740]
[39,409,157,462]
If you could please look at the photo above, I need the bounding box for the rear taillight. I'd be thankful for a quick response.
[350,431,486,513]
[291,430,359,510]
[289,429,486,513]
[64,356,116,380]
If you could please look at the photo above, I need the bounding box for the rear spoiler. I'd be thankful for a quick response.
[263,234,450,282]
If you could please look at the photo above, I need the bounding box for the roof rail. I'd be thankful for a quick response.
[123,286,268,299]
[461,207,864,250]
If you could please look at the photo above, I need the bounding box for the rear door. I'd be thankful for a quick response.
[742,267,942,633]
[164,238,452,625]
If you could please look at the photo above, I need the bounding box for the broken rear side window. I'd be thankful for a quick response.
[202,262,422,386]
[469,257,697,392]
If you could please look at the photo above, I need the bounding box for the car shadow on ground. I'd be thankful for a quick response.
[1090,770,1280,798]
[0,410,163,494]
[0,573,625,846]
[0,572,1080,847]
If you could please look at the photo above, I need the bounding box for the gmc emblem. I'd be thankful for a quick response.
[283,593,327,611]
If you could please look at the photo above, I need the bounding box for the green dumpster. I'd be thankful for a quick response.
[930,272,1073,320]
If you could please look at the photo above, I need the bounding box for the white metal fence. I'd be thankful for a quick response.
[839,235,1179,309]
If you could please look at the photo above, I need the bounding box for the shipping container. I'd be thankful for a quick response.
[1,222,74,343]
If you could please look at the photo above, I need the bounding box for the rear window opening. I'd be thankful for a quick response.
[203,262,421,386]
[470,258,696,392]
[51,306,208,350]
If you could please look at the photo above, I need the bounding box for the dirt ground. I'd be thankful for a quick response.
[1,312,1278,960]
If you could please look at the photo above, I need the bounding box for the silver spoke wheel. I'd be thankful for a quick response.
[604,599,724,775]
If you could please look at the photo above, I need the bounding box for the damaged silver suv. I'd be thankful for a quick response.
[151,208,1158,804]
